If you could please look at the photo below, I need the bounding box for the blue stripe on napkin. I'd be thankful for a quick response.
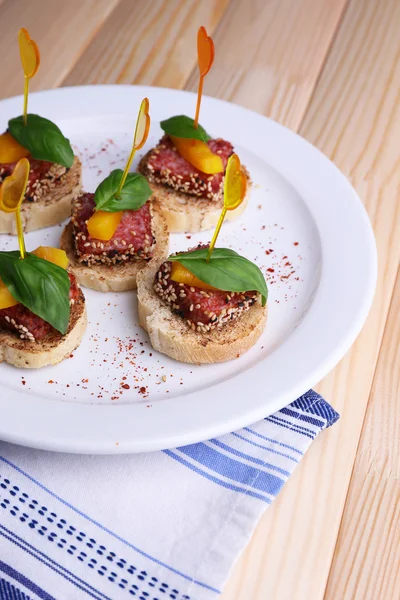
[0,559,54,600]
[176,443,285,496]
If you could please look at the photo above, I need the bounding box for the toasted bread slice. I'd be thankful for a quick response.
[60,204,169,292]
[138,154,251,233]
[0,156,82,234]
[0,288,87,369]
[137,258,267,364]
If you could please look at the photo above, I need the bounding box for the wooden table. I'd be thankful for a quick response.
[1,1,399,597]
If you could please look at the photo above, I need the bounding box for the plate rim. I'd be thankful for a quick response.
[0,84,377,454]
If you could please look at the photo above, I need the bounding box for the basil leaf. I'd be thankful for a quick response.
[8,114,74,168]
[170,248,268,306]
[0,251,71,334]
[94,170,152,212]
[160,115,211,142]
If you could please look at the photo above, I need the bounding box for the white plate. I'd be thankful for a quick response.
[0,85,376,454]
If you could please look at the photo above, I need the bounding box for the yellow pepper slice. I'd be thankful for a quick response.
[86,210,123,242]
[0,132,30,164]
[170,262,217,291]
[170,136,223,175]
[32,246,69,269]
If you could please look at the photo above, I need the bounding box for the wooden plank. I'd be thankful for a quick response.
[222,0,400,597]
[0,0,120,100]
[63,0,229,88]
[185,0,348,130]
[325,270,400,599]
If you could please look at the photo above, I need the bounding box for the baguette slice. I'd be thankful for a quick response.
[0,156,82,234]
[60,204,169,292]
[0,288,87,369]
[137,259,267,364]
[138,154,251,233]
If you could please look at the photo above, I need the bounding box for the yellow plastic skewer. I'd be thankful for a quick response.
[206,154,246,262]
[194,26,215,129]
[18,28,40,125]
[0,158,30,259]
[23,77,29,125]
[116,98,150,197]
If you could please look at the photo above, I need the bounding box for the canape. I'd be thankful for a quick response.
[0,29,81,233]
[137,244,267,364]
[138,27,251,232]
[0,247,87,368]
[61,171,169,292]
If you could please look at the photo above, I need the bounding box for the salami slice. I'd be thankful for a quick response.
[140,135,233,201]
[154,257,258,333]
[72,193,155,266]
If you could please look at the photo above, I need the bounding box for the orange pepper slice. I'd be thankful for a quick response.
[170,262,217,290]
[0,132,30,164]
[0,280,19,309]
[170,136,223,175]
[86,210,123,242]
[32,246,69,269]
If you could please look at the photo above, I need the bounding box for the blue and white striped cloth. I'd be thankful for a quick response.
[0,390,338,600]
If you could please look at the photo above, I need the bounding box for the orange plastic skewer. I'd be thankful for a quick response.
[194,26,215,129]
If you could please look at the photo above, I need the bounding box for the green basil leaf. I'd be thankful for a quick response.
[169,248,268,306]
[160,115,211,142]
[8,114,74,168]
[0,251,71,334]
[94,169,152,212]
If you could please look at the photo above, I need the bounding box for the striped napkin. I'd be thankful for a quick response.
[0,390,338,600]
